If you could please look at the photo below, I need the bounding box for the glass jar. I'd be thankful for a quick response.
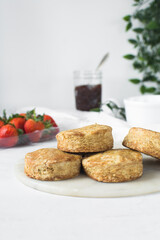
[74,70,102,111]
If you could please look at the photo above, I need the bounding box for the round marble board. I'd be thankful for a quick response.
[15,157,160,198]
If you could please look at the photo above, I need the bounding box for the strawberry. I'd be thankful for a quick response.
[43,115,58,127]
[9,117,26,130]
[0,120,4,128]
[24,119,45,142]
[36,121,45,131]
[43,114,59,135]
[0,124,18,147]
[24,119,36,133]
[24,119,45,132]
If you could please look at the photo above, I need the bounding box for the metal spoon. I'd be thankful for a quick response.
[96,52,109,71]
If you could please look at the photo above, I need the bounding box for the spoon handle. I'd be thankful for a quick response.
[96,53,109,71]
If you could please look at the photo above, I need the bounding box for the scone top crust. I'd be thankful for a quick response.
[122,127,160,149]
[56,124,112,138]
[125,127,160,137]
[83,149,142,166]
[122,127,160,158]
[25,148,82,165]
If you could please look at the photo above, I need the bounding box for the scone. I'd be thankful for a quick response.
[56,124,113,153]
[123,127,160,159]
[82,149,143,182]
[24,148,82,181]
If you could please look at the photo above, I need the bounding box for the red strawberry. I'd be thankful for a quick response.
[36,121,45,131]
[24,119,45,142]
[0,124,18,147]
[24,119,45,132]
[0,120,4,128]
[24,119,36,133]
[9,117,26,130]
[43,115,58,127]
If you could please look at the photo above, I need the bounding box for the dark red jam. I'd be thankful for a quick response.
[75,84,102,111]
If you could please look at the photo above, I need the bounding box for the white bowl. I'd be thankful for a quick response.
[124,95,160,127]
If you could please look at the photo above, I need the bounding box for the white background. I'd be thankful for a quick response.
[0,0,140,112]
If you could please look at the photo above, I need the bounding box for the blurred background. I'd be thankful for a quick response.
[0,0,139,111]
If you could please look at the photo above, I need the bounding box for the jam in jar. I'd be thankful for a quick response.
[74,71,102,111]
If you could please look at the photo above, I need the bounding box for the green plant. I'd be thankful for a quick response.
[90,101,126,120]
[123,0,160,94]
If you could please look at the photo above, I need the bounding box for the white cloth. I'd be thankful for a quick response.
[18,106,130,146]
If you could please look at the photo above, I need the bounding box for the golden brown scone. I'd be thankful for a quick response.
[56,124,113,153]
[24,148,82,181]
[82,149,143,182]
[123,127,160,159]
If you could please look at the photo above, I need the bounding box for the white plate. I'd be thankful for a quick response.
[15,157,160,198]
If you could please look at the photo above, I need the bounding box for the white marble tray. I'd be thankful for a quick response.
[15,157,160,198]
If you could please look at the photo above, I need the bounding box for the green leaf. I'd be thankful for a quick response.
[26,109,36,120]
[105,101,126,120]
[36,114,44,122]
[133,28,144,33]
[133,61,143,70]
[138,56,145,61]
[106,102,118,110]
[90,108,102,112]
[1,109,8,124]
[43,120,53,128]
[133,0,140,5]
[120,111,126,120]
[146,21,159,30]
[123,54,135,60]
[129,79,141,84]
[126,22,132,31]
[157,48,160,55]
[145,87,156,93]
[143,75,157,82]
[128,39,137,45]
[123,15,131,22]
[10,114,24,118]
[140,85,156,94]
[3,109,7,121]
[140,85,146,94]
[17,129,24,135]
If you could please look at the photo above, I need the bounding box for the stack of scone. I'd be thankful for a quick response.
[25,124,149,183]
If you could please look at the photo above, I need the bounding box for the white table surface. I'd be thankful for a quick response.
[1,109,160,240]
[1,141,160,240]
